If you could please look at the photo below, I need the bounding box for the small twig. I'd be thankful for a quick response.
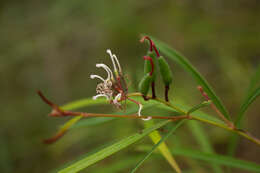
[39,91,260,147]
[197,86,235,129]
[127,92,260,147]
[43,131,67,144]
[38,90,190,121]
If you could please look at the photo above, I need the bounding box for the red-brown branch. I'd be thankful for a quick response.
[197,86,235,129]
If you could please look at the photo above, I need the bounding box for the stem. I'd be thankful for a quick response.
[126,92,260,147]
[140,36,153,52]
[197,86,235,129]
[53,111,189,121]
[165,85,170,102]
[151,81,156,99]
[38,91,260,147]
[127,92,185,114]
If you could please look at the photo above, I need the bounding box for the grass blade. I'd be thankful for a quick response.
[58,120,170,173]
[131,120,185,173]
[151,36,230,120]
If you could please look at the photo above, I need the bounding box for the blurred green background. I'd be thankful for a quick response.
[1,0,260,172]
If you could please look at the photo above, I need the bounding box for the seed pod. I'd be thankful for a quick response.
[144,51,157,81]
[158,56,173,86]
[138,73,152,96]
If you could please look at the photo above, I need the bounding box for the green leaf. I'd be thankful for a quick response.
[227,65,260,156]
[138,147,260,172]
[144,120,181,173]
[171,148,260,172]
[187,100,211,115]
[228,87,260,155]
[235,87,260,126]
[151,36,231,120]
[248,64,260,94]
[131,120,185,173]
[157,100,226,126]
[71,103,157,129]
[58,120,170,173]
[187,121,222,173]
[61,98,107,110]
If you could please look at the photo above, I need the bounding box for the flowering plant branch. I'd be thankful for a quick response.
[38,36,260,173]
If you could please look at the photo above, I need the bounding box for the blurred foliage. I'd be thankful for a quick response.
[1,0,260,172]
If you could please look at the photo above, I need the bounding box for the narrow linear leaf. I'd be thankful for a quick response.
[151,36,230,120]
[94,156,143,173]
[187,100,211,115]
[131,120,185,173]
[187,121,222,173]
[228,87,260,155]
[144,120,181,173]
[61,98,107,110]
[171,148,260,172]
[58,120,170,173]
[51,103,158,144]
[153,96,225,171]
[138,147,260,172]
[248,64,260,93]
[228,64,259,156]
[235,87,260,126]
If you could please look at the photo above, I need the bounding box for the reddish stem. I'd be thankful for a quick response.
[143,56,154,76]
[165,85,170,102]
[43,131,67,144]
[197,86,235,129]
[197,86,210,100]
[151,81,156,99]
[140,36,160,57]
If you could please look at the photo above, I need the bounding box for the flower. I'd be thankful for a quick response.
[90,49,151,120]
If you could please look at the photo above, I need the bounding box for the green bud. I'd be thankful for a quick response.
[158,56,173,86]
[144,51,157,81]
[138,73,152,96]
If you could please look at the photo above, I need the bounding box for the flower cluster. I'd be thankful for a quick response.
[90,49,150,120]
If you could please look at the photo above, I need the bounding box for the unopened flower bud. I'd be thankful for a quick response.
[138,73,152,96]
[158,56,173,86]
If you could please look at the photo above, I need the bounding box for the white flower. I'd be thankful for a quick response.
[90,49,150,121]
[90,49,122,104]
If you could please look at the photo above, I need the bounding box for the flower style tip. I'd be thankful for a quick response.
[93,94,110,100]
[90,74,105,82]
[138,104,152,121]
[96,63,114,81]
[106,49,122,74]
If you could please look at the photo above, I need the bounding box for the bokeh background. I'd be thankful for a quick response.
[1,0,260,172]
